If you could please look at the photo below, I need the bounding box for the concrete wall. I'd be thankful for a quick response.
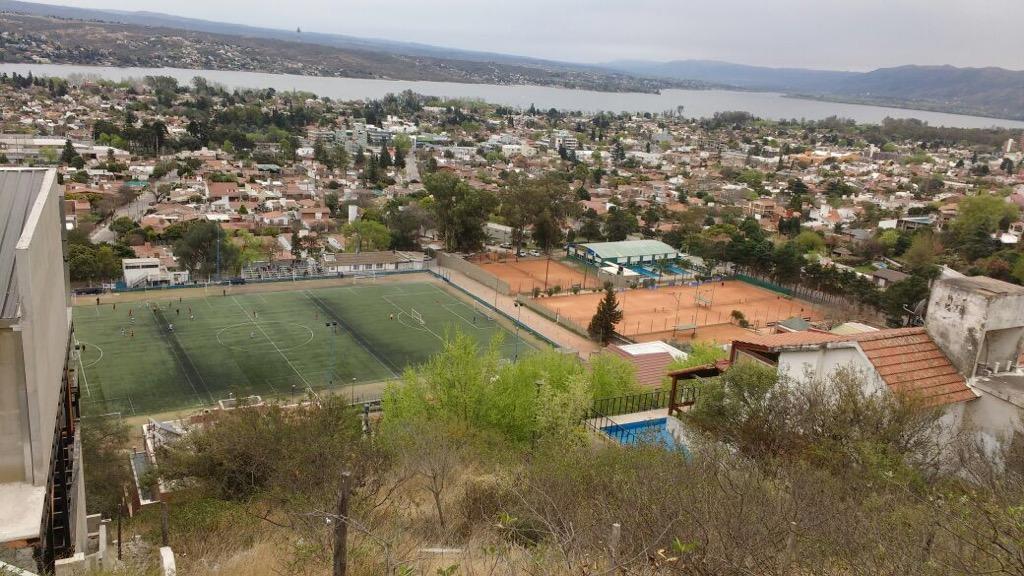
[18,172,70,483]
[0,330,28,482]
[927,280,989,376]
[4,171,71,484]
[927,278,1024,378]
[963,391,1023,456]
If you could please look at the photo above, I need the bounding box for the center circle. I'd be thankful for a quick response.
[216,321,315,352]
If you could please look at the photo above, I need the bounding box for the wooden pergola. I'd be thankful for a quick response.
[666,360,730,416]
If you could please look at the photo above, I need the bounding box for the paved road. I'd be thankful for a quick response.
[89,190,155,244]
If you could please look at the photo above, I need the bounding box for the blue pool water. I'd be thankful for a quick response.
[602,418,683,450]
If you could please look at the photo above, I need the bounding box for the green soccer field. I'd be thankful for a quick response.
[73,280,538,416]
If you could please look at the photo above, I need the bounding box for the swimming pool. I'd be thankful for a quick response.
[602,418,685,450]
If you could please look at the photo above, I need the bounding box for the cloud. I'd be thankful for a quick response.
[40,0,1024,69]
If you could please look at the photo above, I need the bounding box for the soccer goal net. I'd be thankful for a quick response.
[410,308,425,326]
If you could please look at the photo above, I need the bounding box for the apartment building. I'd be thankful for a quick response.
[0,169,89,572]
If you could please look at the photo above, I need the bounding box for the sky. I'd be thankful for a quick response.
[32,0,1024,70]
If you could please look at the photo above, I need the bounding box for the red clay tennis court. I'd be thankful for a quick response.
[536,279,825,344]
[473,255,603,294]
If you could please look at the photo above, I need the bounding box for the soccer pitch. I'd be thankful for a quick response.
[73,280,537,416]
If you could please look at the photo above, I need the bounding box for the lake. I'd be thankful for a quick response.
[3,63,1022,130]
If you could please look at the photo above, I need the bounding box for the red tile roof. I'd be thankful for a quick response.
[733,327,975,406]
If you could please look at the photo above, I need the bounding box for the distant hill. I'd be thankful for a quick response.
[603,60,1024,121]
[0,0,656,79]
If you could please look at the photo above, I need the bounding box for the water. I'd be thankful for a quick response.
[2,63,1021,129]
[603,418,683,449]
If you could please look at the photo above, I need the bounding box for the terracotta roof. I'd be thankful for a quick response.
[854,329,975,405]
[733,327,975,406]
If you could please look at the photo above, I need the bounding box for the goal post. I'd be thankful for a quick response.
[410,308,425,326]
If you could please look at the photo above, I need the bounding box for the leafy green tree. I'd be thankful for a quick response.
[603,207,638,241]
[109,216,136,239]
[392,134,413,159]
[771,242,803,284]
[881,275,930,326]
[903,232,941,273]
[578,215,603,241]
[173,221,240,278]
[81,416,132,517]
[424,172,496,252]
[532,210,562,252]
[60,139,80,165]
[382,332,636,444]
[793,230,826,254]
[500,172,577,254]
[948,194,1019,258]
[588,284,623,345]
[343,219,391,252]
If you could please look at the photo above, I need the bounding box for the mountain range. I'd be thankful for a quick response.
[0,0,1021,120]
[602,60,1024,120]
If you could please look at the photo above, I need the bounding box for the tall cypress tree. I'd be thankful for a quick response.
[588,283,623,345]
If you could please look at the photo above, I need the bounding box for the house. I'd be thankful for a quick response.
[718,273,1024,454]
[729,328,975,406]
[898,215,937,232]
[871,268,910,289]
[206,181,241,202]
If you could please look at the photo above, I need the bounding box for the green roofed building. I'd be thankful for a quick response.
[567,239,679,268]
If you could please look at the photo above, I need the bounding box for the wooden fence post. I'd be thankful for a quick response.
[607,522,621,568]
[333,471,352,576]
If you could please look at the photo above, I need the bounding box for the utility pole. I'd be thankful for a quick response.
[333,471,352,576]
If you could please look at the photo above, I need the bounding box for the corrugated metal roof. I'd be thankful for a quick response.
[578,239,678,260]
[0,169,50,319]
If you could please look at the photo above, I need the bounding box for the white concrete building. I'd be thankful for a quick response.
[121,258,190,289]
[0,169,95,572]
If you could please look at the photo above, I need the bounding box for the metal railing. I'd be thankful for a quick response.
[590,389,671,419]
[583,409,642,445]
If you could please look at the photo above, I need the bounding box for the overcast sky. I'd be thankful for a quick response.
[33,0,1024,70]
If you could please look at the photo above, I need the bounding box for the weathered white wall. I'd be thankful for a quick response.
[964,392,1022,455]
[927,278,1024,377]
[776,346,884,395]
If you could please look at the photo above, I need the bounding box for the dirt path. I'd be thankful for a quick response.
[437,265,601,358]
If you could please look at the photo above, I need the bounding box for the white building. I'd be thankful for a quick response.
[121,258,190,289]
[0,169,102,573]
